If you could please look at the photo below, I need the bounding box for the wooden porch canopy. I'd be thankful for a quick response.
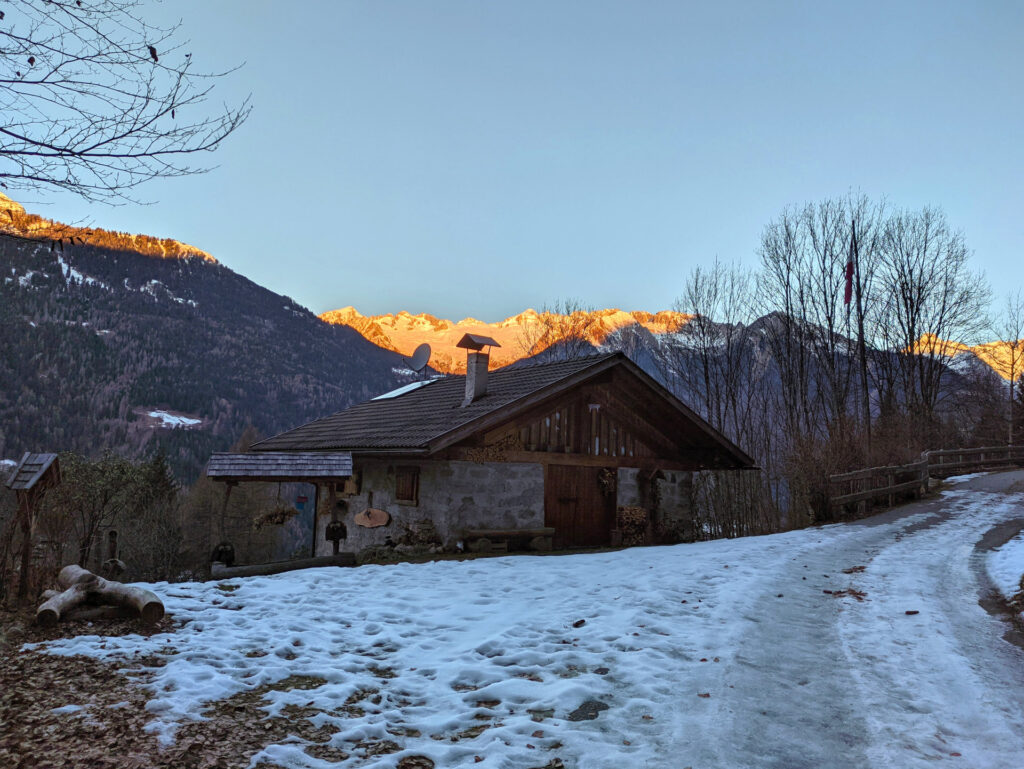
[205,452,352,483]
[5,452,60,491]
[5,452,61,602]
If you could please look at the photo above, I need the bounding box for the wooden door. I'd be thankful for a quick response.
[544,465,615,548]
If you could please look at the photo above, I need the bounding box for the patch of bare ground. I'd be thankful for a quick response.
[0,611,431,768]
[0,646,162,768]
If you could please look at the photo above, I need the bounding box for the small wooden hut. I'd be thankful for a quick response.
[209,350,754,555]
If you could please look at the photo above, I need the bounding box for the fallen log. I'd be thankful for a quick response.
[64,606,137,622]
[36,565,164,627]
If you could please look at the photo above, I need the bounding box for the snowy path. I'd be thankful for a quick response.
[28,473,1024,769]
[714,472,1024,769]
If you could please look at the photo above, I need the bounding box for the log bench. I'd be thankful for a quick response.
[36,565,164,627]
[210,553,355,579]
[463,528,555,554]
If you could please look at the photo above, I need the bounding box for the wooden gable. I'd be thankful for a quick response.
[443,366,738,470]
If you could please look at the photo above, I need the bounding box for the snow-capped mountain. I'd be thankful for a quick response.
[319,306,692,373]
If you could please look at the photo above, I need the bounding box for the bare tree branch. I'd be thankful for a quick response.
[0,0,250,202]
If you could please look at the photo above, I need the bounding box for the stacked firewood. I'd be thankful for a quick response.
[252,503,299,530]
[616,505,649,547]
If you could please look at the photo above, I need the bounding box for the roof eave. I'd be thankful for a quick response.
[611,356,757,468]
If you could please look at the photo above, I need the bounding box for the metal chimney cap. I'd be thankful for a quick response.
[456,333,501,351]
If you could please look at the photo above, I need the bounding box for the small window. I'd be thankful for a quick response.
[395,466,420,505]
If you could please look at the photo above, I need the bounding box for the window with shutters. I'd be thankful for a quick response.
[395,466,419,505]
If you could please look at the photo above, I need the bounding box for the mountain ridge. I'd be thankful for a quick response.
[0,199,408,480]
[319,306,693,373]
[0,193,214,263]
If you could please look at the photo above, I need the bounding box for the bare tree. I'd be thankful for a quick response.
[671,259,764,447]
[995,290,1024,445]
[845,196,887,452]
[875,207,990,438]
[47,452,139,566]
[669,260,781,533]
[517,298,600,362]
[758,200,860,445]
[0,0,250,201]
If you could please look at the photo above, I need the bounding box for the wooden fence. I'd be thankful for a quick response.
[829,445,1024,515]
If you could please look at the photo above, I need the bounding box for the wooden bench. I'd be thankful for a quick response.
[463,528,555,553]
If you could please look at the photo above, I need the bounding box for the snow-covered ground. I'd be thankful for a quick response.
[987,534,1024,603]
[26,473,1024,768]
[147,410,202,428]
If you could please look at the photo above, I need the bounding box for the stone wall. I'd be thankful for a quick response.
[316,459,545,556]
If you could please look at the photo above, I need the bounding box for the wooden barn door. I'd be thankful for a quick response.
[544,465,615,548]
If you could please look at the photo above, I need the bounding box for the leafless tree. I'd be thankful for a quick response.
[517,298,600,361]
[671,259,765,449]
[875,207,990,438]
[758,200,860,445]
[995,290,1024,445]
[0,0,250,201]
[845,196,887,451]
[668,260,782,531]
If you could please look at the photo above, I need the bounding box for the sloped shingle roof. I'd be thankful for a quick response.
[4,452,59,491]
[251,353,755,470]
[253,354,623,453]
[206,451,353,481]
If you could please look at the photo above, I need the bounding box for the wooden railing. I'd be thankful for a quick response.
[829,445,1024,515]
[923,446,1024,478]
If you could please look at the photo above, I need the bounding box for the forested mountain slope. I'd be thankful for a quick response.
[1,235,408,481]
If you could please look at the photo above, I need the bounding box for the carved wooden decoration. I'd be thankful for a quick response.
[354,508,391,528]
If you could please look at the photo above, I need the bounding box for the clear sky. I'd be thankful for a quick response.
[25,0,1024,321]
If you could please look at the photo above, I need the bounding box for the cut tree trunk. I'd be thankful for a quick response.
[35,565,164,627]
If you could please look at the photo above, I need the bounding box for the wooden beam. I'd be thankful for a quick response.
[585,384,680,456]
[211,553,355,578]
[448,448,713,471]
[608,365,755,466]
[218,482,234,542]
[210,475,351,484]
[16,490,32,603]
[309,483,320,558]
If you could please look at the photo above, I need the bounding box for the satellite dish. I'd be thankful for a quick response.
[404,343,431,374]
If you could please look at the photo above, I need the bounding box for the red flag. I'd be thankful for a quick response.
[844,225,857,305]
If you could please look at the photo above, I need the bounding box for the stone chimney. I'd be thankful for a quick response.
[465,351,490,406]
[456,333,501,407]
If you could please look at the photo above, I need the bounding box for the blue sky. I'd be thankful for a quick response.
[27,0,1024,321]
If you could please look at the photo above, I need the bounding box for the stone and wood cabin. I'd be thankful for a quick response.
[207,342,754,557]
